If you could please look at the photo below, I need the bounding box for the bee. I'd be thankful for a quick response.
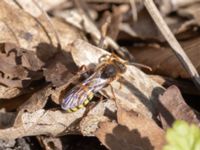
[61,54,151,113]
[61,54,127,112]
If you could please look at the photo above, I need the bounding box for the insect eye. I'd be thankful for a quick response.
[100,64,117,79]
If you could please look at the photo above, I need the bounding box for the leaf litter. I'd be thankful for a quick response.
[0,0,200,150]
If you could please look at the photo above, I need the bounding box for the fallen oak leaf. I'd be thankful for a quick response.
[158,85,200,129]
[0,44,44,88]
[0,52,28,80]
[0,76,30,88]
[0,0,83,98]
[95,106,165,150]
[21,50,44,71]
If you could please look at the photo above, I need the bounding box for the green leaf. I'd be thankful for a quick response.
[163,120,200,150]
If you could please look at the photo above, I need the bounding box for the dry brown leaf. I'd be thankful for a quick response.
[0,109,76,139]
[0,52,28,79]
[17,86,52,113]
[95,107,165,150]
[119,8,164,41]
[0,0,83,99]
[150,75,200,96]
[7,0,66,17]
[0,43,45,88]
[0,0,82,99]
[0,0,83,51]
[0,98,117,140]
[130,37,200,78]
[13,85,52,127]
[158,85,200,129]
[71,39,164,118]
[43,51,76,87]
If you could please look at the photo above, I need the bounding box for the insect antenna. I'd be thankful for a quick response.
[128,62,152,71]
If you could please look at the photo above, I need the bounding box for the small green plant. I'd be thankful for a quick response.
[163,120,200,150]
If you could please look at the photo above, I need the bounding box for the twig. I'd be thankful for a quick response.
[129,0,138,22]
[143,0,200,90]
[99,15,111,48]
[74,0,134,61]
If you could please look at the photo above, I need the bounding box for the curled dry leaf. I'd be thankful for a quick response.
[0,0,83,98]
[71,39,164,118]
[158,85,200,129]
[0,109,73,140]
[130,37,200,78]
[0,99,117,140]
[95,106,165,150]
[0,43,44,88]
[0,0,83,51]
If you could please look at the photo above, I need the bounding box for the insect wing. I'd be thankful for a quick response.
[61,73,110,111]
[61,86,93,111]
[83,71,110,92]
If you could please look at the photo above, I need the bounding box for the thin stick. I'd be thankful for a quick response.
[74,0,134,60]
[143,0,200,90]
[129,0,138,22]
[99,15,111,48]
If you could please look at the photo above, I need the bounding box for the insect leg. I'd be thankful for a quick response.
[109,84,116,101]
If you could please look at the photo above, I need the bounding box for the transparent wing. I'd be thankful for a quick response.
[61,86,92,110]
[83,71,110,91]
[61,72,110,111]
